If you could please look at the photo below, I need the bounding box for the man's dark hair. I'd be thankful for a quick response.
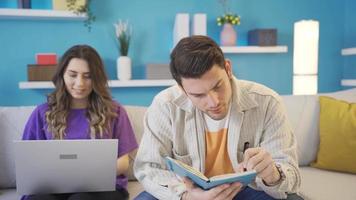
[170,35,225,86]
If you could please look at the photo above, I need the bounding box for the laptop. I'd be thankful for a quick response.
[14,139,118,195]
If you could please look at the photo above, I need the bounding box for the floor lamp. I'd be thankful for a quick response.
[293,20,319,95]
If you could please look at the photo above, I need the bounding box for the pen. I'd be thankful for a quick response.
[243,142,250,171]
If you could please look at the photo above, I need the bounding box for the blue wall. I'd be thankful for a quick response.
[0,0,352,106]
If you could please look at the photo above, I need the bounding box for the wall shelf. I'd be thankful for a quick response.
[341,47,356,56]
[220,46,288,54]
[341,48,356,87]
[19,79,176,89]
[0,8,87,20]
[341,79,356,86]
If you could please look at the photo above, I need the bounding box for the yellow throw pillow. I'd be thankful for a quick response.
[311,96,356,173]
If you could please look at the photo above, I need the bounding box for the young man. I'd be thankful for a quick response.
[134,36,301,200]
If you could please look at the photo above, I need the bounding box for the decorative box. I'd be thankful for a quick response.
[248,29,277,46]
[18,0,31,8]
[146,63,172,79]
[36,53,57,65]
[28,64,57,81]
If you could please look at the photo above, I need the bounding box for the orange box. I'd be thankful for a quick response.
[36,53,57,65]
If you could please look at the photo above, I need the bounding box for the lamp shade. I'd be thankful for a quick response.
[293,20,319,75]
[293,75,318,95]
[293,20,319,95]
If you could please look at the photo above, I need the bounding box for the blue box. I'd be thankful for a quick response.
[248,29,277,46]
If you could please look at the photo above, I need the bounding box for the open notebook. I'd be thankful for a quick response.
[165,156,257,190]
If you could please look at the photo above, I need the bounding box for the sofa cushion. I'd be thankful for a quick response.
[324,88,356,102]
[127,181,144,199]
[281,95,319,166]
[121,105,147,181]
[0,106,35,189]
[281,88,356,166]
[311,96,356,173]
[299,167,356,200]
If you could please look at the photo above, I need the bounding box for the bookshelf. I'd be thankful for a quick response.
[18,45,288,89]
[220,46,288,54]
[19,79,176,89]
[0,8,87,20]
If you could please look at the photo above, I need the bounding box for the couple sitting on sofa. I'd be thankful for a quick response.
[22,36,302,200]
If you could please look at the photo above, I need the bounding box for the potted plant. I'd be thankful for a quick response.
[65,0,96,32]
[114,20,132,80]
[216,0,241,46]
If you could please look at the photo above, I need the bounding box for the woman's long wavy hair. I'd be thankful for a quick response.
[46,45,117,139]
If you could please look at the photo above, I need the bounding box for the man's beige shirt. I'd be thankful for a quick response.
[134,77,301,200]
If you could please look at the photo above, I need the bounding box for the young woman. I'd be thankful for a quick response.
[22,45,138,200]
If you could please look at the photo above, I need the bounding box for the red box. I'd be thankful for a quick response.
[36,53,57,65]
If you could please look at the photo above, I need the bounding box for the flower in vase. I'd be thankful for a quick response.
[114,20,132,56]
[217,13,241,26]
[216,0,241,26]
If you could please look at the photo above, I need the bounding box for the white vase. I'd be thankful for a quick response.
[117,56,132,80]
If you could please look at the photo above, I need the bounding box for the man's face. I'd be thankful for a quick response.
[181,61,233,120]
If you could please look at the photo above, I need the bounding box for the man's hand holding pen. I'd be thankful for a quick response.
[241,143,282,186]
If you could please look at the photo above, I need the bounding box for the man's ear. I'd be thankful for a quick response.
[224,59,233,78]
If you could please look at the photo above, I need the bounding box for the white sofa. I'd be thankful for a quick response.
[1,89,356,200]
